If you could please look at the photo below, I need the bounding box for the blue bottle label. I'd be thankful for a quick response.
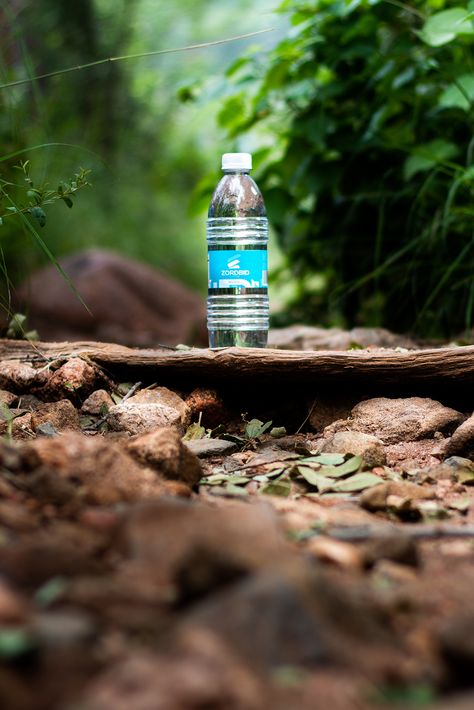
[208,250,267,289]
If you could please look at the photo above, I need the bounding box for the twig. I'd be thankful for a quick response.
[295,398,317,435]
[0,30,274,91]
[299,524,474,543]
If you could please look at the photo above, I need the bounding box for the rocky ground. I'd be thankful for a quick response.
[0,351,473,709]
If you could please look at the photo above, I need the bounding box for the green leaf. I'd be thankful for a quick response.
[0,629,35,658]
[403,140,458,180]
[302,453,346,465]
[331,472,382,492]
[35,576,67,606]
[245,418,272,439]
[62,196,73,208]
[419,8,474,47]
[183,422,206,440]
[439,74,474,111]
[260,479,291,496]
[270,426,287,438]
[298,467,335,491]
[318,456,363,478]
[30,206,46,226]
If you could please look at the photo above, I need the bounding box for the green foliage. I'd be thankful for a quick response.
[218,0,474,337]
[0,161,90,229]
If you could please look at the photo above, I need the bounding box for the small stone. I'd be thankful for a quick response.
[32,610,96,648]
[360,481,435,511]
[362,535,419,568]
[31,400,81,433]
[305,537,363,571]
[127,428,202,486]
[320,431,386,468]
[46,358,98,400]
[185,388,228,429]
[0,580,28,623]
[0,360,48,392]
[0,412,34,440]
[185,438,237,457]
[107,387,189,435]
[0,390,17,407]
[442,413,474,459]
[81,389,114,415]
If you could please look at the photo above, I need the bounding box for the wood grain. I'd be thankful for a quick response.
[0,339,473,387]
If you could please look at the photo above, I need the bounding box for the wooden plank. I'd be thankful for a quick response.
[0,339,473,386]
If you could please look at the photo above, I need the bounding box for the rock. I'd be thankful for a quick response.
[0,412,34,440]
[336,397,464,445]
[185,388,228,429]
[268,325,418,351]
[117,498,289,597]
[181,571,330,670]
[362,535,419,569]
[0,580,28,623]
[45,358,98,401]
[0,390,17,407]
[438,614,474,685]
[360,481,435,511]
[14,249,207,347]
[30,400,81,433]
[305,537,363,571]
[32,610,96,648]
[319,431,386,468]
[107,387,189,435]
[79,640,268,710]
[127,428,202,486]
[308,399,356,433]
[185,438,237,457]
[442,414,474,459]
[0,360,48,392]
[384,439,442,471]
[22,433,168,505]
[81,389,114,415]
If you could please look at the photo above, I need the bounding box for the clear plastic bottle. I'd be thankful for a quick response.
[207,152,269,348]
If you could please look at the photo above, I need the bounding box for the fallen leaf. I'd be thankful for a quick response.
[304,453,346,465]
[183,422,206,440]
[331,472,382,492]
[260,479,291,497]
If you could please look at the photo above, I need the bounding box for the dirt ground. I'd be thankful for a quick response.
[0,347,473,709]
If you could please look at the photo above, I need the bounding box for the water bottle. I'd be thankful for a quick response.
[207,152,269,348]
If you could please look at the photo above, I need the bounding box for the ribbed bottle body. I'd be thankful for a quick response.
[206,166,269,348]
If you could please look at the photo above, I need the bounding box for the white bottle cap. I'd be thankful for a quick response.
[221,152,252,171]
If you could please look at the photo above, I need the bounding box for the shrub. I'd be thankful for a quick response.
[219,0,474,338]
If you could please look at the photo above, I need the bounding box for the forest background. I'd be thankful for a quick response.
[1,0,473,340]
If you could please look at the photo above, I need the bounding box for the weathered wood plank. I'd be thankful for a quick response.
[0,339,473,386]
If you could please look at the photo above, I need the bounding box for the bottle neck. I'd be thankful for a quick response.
[222,169,250,175]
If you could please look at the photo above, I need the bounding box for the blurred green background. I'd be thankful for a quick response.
[1,0,474,340]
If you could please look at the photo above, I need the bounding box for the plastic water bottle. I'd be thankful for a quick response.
[207,152,269,348]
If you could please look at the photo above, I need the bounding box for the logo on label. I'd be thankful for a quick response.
[227,257,240,269]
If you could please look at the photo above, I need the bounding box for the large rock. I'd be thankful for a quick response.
[14,249,207,347]
[328,397,464,445]
[21,433,168,506]
[107,387,190,436]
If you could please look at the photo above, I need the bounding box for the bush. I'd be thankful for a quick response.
[219,0,474,338]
